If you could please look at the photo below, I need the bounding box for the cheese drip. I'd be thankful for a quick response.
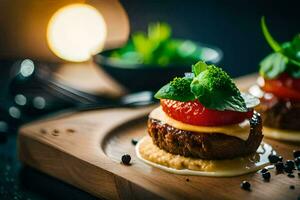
[149,106,250,141]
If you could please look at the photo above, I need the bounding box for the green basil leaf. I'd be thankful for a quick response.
[291,34,300,52]
[154,77,195,101]
[190,65,247,112]
[259,53,288,79]
[261,16,281,52]
[192,61,207,76]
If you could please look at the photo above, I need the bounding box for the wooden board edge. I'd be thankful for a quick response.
[17,130,163,200]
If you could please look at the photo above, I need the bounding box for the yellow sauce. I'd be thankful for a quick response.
[149,106,250,141]
[136,136,274,177]
[263,126,300,142]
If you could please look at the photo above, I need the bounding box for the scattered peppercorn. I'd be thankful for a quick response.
[268,154,280,163]
[298,172,300,177]
[286,160,295,169]
[131,139,138,146]
[260,168,268,174]
[275,162,284,172]
[289,185,295,190]
[66,128,75,133]
[284,160,295,173]
[284,166,293,174]
[293,150,300,158]
[240,181,251,191]
[262,172,271,181]
[287,173,295,178]
[278,156,283,162]
[53,129,59,133]
[40,128,47,134]
[121,154,131,165]
[186,178,189,182]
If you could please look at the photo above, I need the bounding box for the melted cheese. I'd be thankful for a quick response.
[263,126,300,142]
[149,106,250,141]
[136,136,273,177]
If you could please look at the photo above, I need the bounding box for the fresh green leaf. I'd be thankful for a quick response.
[282,36,300,64]
[259,17,300,79]
[192,61,207,76]
[154,62,257,112]
[259,53,288,79]
[108,22,208,67]
[148,22,171,44]
[190,65,247,112]
[292,34,300,51]
[261,16,281,52]
[132,32,154,63]
[154,77,195,101]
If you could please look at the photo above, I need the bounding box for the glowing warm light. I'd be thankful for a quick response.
[47,4,107,62]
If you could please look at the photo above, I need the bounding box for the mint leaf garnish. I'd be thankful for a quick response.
[259,53,288,79]
[190,65,247,112]
[154,77,195,101]
[155,61,256,112]
[192,61,207,76]
[260,17,300,79]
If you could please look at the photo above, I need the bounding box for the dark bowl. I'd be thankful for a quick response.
[94,42,223,92]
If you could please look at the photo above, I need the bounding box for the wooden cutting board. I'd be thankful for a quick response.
[18,74,300,200]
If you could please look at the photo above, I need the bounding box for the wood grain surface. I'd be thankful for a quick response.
[18,75,300,200]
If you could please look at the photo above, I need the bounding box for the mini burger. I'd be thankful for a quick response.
[249,17,300,142]
[136,61,274,177]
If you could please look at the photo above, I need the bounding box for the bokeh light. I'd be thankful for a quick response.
[47,4,107,62]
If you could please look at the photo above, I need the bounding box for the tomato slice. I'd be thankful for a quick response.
[262,74,300,101]
[160,99,253,126]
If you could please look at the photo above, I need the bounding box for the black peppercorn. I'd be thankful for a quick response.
[284,165,293,174]
[268,154,279,163]
[121,154,131,165]
[186,178,189,182]
[275,162,284,172]
[285,160,295,169]
[260,168,268,174]
[131,139,138,146]
[278,156,283,162]
[290,185,295,190]
[262,172,271,181]
[293,150,300,158]
[240,181,251,191]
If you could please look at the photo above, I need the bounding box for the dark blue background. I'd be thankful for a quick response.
[121,0,300,77]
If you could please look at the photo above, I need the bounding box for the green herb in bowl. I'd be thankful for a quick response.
[108,22,220,67]
[94,22,222,92]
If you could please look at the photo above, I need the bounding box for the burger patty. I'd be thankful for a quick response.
[255,95,300,131]
[147,112,263,160]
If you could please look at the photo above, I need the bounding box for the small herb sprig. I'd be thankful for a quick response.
[155,61,259,112]
[259,17,300,79]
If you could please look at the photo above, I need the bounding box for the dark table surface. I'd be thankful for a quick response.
[0,63,98,200]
